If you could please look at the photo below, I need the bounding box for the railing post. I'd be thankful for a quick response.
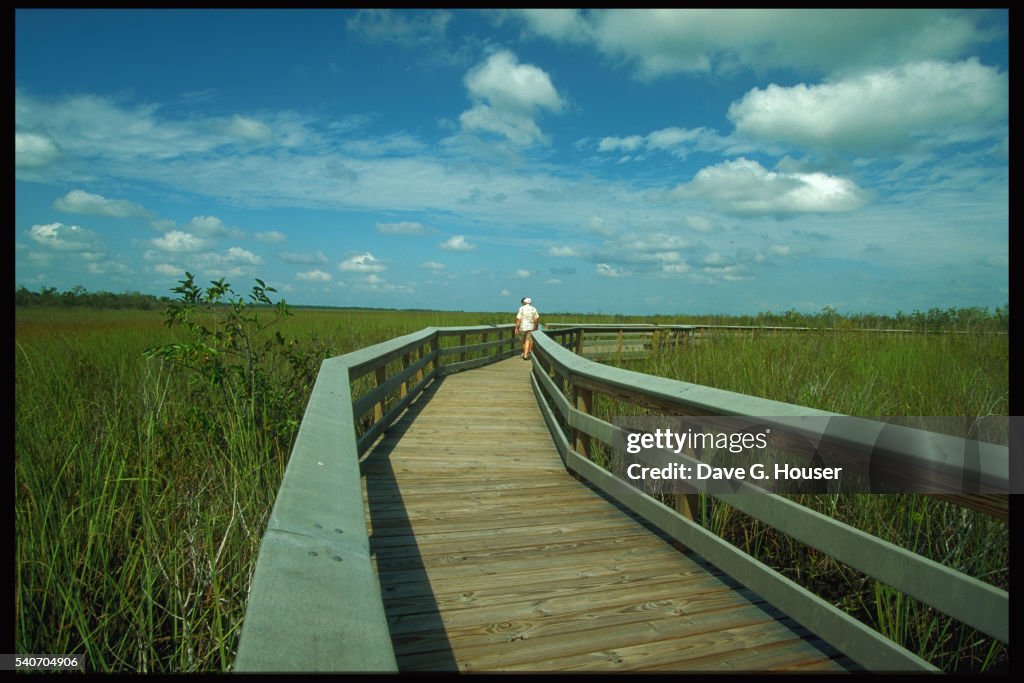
[481,332,489,360]
[574,383,592,459]
[459,333,467,364]
[616,329,623,362]
[373,365,387,424]
[674,428,703,524]
[399,351,411,399]
[575,329,585,355]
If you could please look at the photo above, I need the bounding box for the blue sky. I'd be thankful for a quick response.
[15,9,1008,315]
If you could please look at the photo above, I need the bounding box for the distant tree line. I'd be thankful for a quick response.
[569,304,1009,333]
[15,284,172,310]
[16,284,1008,332]
[753,305,1008,333]
[671,305,1009,333]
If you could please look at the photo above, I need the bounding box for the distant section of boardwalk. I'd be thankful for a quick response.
[360,356,853,672]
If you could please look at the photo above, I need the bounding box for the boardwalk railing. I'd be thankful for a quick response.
[529,326,1009,672]
[541,324,1009,519]
[543,321,1007,364]
[235,322,1008,672]
[234,324,517,672]
[541,323,697,361]
[544,321,1009,337]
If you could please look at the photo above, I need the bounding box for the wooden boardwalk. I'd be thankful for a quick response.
[359,356,854,672]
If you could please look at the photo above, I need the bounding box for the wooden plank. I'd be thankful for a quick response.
[364,496,638,526]
[560,448,936,671]
[377,555,719,606]
[360,356,851,673]
[392,590,767,664]
[499,619,841,672]
[398,591,825,672]
[366,515,657,551]
[369,535,690,579]
[388,573,742,634]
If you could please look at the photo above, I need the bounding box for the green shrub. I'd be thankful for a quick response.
[143,272,323,452]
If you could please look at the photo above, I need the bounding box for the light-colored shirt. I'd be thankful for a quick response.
[516,304,539,331]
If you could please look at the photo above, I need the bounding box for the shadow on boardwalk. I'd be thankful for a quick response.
[361,376,460,671]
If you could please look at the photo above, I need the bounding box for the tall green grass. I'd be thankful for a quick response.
[634,329,1008,416]
[14,306,501,672]
[15,308,1008,672]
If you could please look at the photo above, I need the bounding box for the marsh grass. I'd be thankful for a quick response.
[15,307,1008,672]
[14,305,494,672]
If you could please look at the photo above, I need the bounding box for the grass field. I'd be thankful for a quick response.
[14,303,1009,672]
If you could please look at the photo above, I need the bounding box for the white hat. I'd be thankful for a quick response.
[523,297,532,304]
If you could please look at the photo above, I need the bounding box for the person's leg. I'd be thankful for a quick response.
[524,331,533,359]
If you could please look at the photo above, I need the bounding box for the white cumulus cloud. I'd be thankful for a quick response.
[598,135,644,152]
[729,59,1008,153]
[460,50,565,146]
[151,230,212,253]
[440,235,476,252]
[508,9,996,81]
[29,222,102,252]
[675,157,867,215]
[188,215,239,238]
[254,230,287,244]
[222,247,263,265]
[597,126,721,160]
[52,189,147,218]
[339,252,387,272]
[596,263,626,277]
[15,131,60,168]
[296,270,333,282]
[154,263,183,276]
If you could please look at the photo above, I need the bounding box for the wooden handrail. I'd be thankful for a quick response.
[542,326,1008,516]
[544,322,1008,335]
[235,324,517,672]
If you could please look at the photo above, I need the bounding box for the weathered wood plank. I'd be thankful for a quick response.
[378,556,719,607]
[369,534,689,579]
[388,573,743,634]
[500,619,842,672]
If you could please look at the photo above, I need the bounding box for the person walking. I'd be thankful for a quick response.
[514,297,540,360]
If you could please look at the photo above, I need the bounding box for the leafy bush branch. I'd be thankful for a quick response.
[144,272,325,450]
